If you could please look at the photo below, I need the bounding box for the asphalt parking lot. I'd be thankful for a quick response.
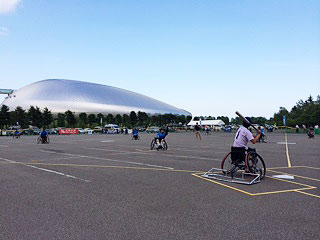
[0,131,319,240]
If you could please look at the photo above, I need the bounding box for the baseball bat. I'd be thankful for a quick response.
[235,111,262,134]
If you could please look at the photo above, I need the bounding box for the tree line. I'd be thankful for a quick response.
[191,94,320,128]
[0,105,192,129]
[0,94,319,129]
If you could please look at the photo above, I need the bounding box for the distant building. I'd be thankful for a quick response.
[187,119,225,129]
[1,79,191,116]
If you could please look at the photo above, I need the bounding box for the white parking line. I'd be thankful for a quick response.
[0,157,90,182]
[40,150,174,170]
[86,147,221,162]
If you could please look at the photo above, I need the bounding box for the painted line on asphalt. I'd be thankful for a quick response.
[11,162,202,173]
[268,169,320,182]
[191,173,253,196]
[295,190,320,199]
[40,150,174,170]
[251,187,316,196]
[285,133,292,168]
[0,145,8,147]
[0,157,90,182]
[277,142,296,145]
[192,173,317,197]
[86,147,221,162]
[268,166,320,170]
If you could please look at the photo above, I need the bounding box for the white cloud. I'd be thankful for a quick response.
[0,0,21,14]
[0,26,9,36]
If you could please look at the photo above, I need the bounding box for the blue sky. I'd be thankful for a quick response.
[0,0,319,118]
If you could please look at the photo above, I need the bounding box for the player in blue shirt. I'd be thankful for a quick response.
[132,129,139,140]
[40,129,49,143]
[155,127,169,150]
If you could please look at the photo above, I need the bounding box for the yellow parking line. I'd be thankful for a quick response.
[193,173,317,197]
[295,190,320,199]
[294,166,320,170]
[268,169,320,182]
[266,175,317,187]
[191,174,253,196]
[251,187,316,196]
[285,133,292,167]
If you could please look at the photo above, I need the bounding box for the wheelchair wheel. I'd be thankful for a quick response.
[245,152,266,179]
[221,152,237,174]
[37,136,41,144]
[262,135,268,143]
[162,140,168,150]
[46,137,50,144]
[150,139,156,150]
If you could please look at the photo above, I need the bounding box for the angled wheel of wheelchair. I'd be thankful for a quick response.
[245,151,266,179]
[150,139,156,150]
[162,140,168,150]
[37,136,41,144]
[221,152,237,174]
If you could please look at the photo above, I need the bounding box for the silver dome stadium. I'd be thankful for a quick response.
[1,79,191,115]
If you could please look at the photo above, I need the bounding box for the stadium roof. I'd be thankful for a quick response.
[1,79,191,116]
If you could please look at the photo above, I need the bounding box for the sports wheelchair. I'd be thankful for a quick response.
[221,147,266,179]
[37,136,50,144]
[150,137,168,151]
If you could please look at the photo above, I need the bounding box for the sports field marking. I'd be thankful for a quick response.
[268,166,320,170]
[7,162,203,173]
[0,145,8,147]
[192,173,253,195]
[277,142,296,145]
[40,149,174,169]
[192,173,317,197]
[251,187,316,196]
[85,147,221,162]
[0,157,90,182]
[295,190,320,199]
[268,169,320,182]
[285,133,292,167]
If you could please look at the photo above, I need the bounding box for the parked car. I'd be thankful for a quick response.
[104,124,120,134]
[75,128,86,134]
[84,128,94,134]
[94,126,103,133]
[146,126,160,133]
[135,126,146,132]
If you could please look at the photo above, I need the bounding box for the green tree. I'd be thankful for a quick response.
[79,113,87,128]
[129,111,137,126]
[88,114,96,127]
[42,108,53,128]
[57,113,66,127]
[28,106,42,127]
[11,106,28,128]
[0,104,10,128]
[122,114,130,127]
[97,113,104,125]
[186,115,192,123]
[65,110,76,127]
[106,114,114,124]
[217,116,230,125]
[137,111,149,126]
[115,114,122,126]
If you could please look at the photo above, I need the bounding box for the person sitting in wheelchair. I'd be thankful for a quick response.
[155,127,169,150]
[40,129,49,143]
[307,127,314,139]
[231,117,262,164]
[132,129,139,140]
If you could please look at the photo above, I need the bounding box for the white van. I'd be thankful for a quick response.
[104,124,120,134]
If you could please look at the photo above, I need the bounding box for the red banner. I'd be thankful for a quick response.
[59,129,79,135]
